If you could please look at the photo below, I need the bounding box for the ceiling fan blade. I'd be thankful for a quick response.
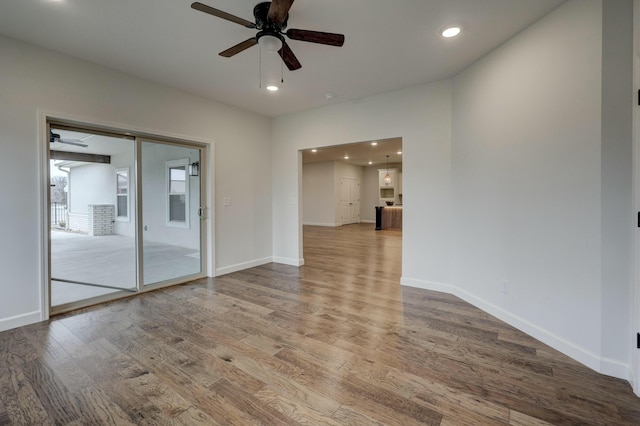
[286,29,345,46]
[191,2,255,28]
[58,140,88,148]
[278,40,301,71]
[268,0,294,24]
[219,38,258,57]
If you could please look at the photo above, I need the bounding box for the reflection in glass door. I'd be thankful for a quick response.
[141,141,202,286]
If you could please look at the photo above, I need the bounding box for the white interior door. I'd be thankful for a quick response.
[341,177,360,225]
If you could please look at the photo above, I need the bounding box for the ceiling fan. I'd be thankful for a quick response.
[191,0,345,71]
[49,130,88,148]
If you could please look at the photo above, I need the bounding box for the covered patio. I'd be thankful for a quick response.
[51,230,200,307]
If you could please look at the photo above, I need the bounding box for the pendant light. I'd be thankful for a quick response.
[384,155,391,184]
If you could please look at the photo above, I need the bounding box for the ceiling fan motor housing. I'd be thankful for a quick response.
[254,2,288,31]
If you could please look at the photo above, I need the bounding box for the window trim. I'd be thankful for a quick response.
[115,167,129,222]
[166,158,190,228]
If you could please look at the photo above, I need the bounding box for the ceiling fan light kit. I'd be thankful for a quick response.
[191,0,344,72]
[257,33,283,53]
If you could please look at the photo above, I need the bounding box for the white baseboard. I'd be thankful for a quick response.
[400,276,630,382]
[0,311,42,333]
[303,222,340,227]
[273,256,305,266]
[215,257,272,276]
[401,277,454,294]
[600,357,633,383]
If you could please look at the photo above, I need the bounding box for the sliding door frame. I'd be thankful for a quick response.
[136,137,208,291]
[41,112,211,317]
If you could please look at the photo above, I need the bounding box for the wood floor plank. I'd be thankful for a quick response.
[203,337,342,417]
[2,223,640,424]
[0,364,53,426]
[274,341,443,425]
[73,385,136,425]
[0,399,10,426]
[19,358,82,424]
[173,406,221,425]
[254,386,344,425]
[331,404,387,426]
[509,409,556,426]
[210,378,294,425]
[386,366,510,424]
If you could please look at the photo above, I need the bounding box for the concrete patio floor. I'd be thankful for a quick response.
[51,230,201,307]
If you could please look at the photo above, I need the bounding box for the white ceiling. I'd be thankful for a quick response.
[0,0,565,117]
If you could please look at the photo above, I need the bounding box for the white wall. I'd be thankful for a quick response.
[273,80,453,282]
[68,164,115,214]
[302,161,364,226]
[0,34,272,331]
[451,0,632,378]
[600,0,633,377]
[302,162,336,226]
[633,0,640,398]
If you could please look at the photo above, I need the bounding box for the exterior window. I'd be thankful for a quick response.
[166,159,189,228]
[116,168,129,222]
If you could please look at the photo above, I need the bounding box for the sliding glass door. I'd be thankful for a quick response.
[49,126,136,308]
[140,141,202,286]
[48,123,205,313]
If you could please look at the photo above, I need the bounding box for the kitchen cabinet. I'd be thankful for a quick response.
[378,168,402,205]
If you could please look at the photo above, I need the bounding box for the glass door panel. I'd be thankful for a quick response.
[50,127,136,308]
[141,141,202,286]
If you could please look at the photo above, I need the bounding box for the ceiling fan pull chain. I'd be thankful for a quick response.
[259,45,262,88]
[281,58,284,84]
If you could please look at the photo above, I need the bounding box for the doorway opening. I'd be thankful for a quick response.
[47,121,207,314]
[300,137,403,275]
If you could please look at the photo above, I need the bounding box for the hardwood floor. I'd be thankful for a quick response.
[1,223,639,424]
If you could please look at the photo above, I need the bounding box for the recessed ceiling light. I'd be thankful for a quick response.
[344,156,349,160]
[441,26,461,38]
[266,85,279,92]
[325,93,335,100]
[397,151,402,155]
[371,142,378,146]
[368,161,373,165]
[311,149,317,153]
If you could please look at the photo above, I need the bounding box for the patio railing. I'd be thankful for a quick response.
[51,202,67,228]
